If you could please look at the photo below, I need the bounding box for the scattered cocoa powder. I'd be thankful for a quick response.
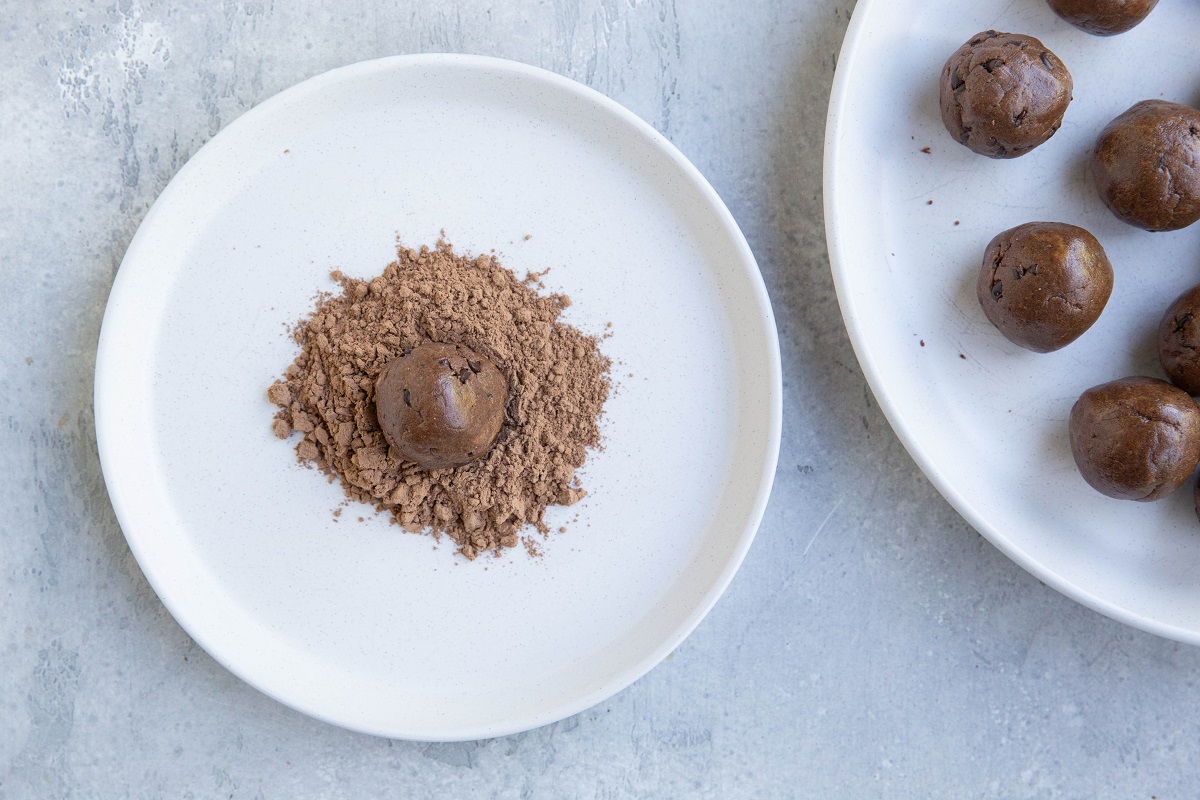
[268,239,611,559]
[522,535,544,559]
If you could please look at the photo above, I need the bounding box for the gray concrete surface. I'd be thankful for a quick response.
[1,0,1195,797]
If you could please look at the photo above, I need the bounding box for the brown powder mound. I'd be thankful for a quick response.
[268,239,611,559]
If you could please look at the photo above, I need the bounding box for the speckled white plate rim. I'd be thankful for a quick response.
[94,53,783,740]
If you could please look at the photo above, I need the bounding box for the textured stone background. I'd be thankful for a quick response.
[1,0,1196,797]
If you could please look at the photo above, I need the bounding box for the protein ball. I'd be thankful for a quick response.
[1069,376,1200,501]
[375,340,508,470]
[1045,0,1159,36]
[939,30,1073,159]
[1158,284,1200,396]
[1092,100,1200,232]
[977,222,1113,352]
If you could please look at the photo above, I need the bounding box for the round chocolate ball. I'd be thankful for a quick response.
[1045,0,1159,36]
[939,30,1073,159]
[1159,284,1200,395]
[976,222,1113,353]
[375,340,508,470]
[1092,100,1200,232]
[1069,376,1200,501]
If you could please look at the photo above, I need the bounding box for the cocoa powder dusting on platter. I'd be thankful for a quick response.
[267,239,611,559]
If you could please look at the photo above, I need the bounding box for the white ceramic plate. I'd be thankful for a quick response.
[95,55,781,740]
[827,1,1200,642]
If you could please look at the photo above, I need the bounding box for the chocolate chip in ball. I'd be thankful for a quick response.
[939,30,1073,159]
[1069,376,1200,501]
[1092,100,1200,232]
[1045,0,1159,36]
[375,340,508,470]
[977,222,1113,353]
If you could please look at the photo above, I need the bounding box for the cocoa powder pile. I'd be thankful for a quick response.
[267,239,611,559]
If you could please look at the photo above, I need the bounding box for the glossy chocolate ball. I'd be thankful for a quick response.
[977,222,1113,352]
[1092,100,1200,232]
[1069,377,1200,501]
[1158,284,1200,395]
[1045,0,1159,36]
[939,30,1073,159]
[375,341,507,470]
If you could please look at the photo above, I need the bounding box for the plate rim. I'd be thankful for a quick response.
[93,52,784,739]
[822,0,1200,646]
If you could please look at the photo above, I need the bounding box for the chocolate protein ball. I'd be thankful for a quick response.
[1069,376,1200,501]
[375,340,508,470]
[939,30,1073,159]
[1092,100,1200,232]
[976,222,1113,352]
[1045,0,1159,36]
[1159,284,1200,396]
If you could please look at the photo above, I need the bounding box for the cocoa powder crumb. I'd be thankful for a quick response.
[524,268,551,290]
[269,239,611,560]
[522,536,544,558]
